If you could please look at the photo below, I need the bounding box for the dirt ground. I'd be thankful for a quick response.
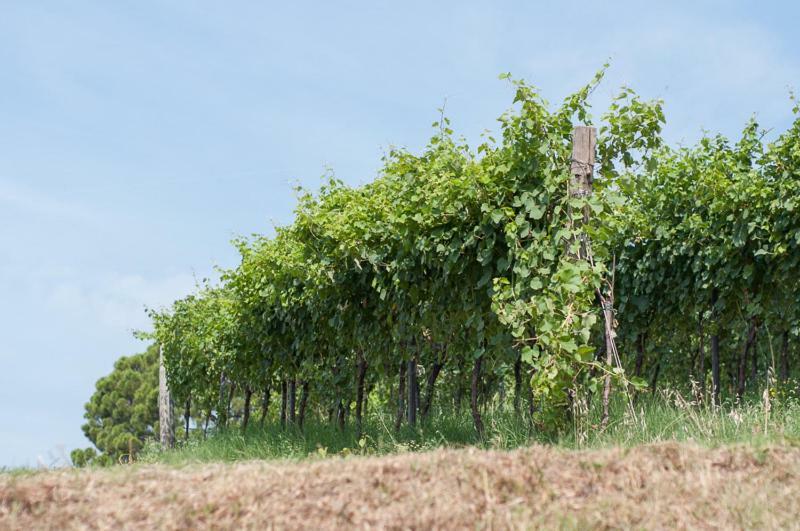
[2,442,799,530]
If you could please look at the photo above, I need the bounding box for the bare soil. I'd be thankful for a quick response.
[2,442,800,530]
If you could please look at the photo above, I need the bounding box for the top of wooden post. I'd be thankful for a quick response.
[570,126,596,177]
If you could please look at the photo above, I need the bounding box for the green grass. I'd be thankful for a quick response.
[140,391,800,466]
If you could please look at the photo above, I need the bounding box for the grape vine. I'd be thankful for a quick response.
[147,72,800,437]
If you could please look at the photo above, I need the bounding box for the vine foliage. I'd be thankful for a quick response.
[146,71,800,438]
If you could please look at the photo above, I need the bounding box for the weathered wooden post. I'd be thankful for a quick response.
[159,344,175,449]
[569,126,596,244]
[569,126,616,426]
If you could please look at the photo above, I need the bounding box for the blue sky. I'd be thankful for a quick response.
[1,1,798,467]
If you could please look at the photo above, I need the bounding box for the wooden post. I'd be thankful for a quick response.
[570,125,596,258]
[697,314,706,402]
[280,380,287,428]
[600,292,616,427]
[570,126,617,426]
[407,358,417,426]
[355,353,368,436]
[158,344,175,449]
[395,362,405,431]
[184,398,191,441]
[711,289,721,406]
[288,379,297,424]
[471,354,484,436]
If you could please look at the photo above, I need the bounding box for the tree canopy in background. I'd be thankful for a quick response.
[72,345,159,466]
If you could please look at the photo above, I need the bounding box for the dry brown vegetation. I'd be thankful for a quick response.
[2,442,800,530]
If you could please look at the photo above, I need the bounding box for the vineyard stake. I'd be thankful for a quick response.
[159,344,175,449]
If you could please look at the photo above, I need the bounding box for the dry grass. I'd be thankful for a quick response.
[3,442,800,530]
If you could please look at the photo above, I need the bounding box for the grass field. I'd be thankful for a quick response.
[4,393,800,529]
[3,441,800,529]
[139,392,800,465]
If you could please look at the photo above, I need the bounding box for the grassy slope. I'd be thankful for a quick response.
[141,394,800,465]
[5,397,800,528]
[3,442,800,529]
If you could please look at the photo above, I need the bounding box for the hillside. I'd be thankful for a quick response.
[3,442,799,529]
